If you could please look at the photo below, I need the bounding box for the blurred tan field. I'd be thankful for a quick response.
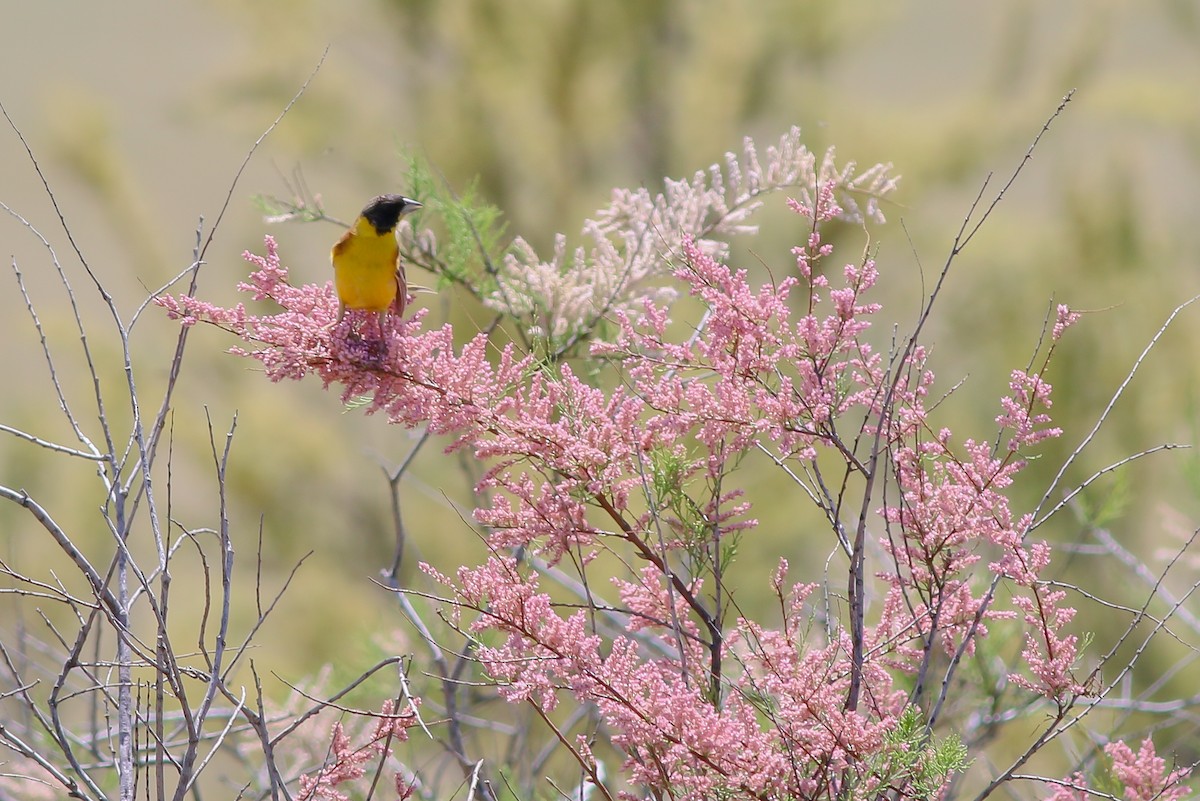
[2,0,1200,720]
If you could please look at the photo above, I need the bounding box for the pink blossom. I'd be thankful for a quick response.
[996,370,1062,451]
[1045,773,1090,801]
[1106,738,1191,801]
[486,129,898,342]
[1053,304,1082,341]
[296,700,414,801]
[1008,585,1082,700]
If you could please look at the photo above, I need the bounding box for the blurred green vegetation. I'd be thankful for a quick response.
[3,0,1200,787]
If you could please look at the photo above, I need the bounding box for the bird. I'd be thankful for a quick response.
[330,194,422,334]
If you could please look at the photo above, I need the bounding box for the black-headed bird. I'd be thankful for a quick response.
[331,194,422,332]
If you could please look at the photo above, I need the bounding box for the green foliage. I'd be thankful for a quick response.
[401,151,509,297]
[344,394,374,412]
[649,448,691,517]
[863,706,971,801]
[649,446,711,548]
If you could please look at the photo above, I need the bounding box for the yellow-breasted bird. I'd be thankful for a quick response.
[331,194,422,330]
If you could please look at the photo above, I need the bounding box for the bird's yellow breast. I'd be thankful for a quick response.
[331,217,400,312]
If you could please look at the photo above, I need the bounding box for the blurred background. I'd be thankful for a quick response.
[2,0,1200,744]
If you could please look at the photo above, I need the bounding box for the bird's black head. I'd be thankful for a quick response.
[360,194,422,235]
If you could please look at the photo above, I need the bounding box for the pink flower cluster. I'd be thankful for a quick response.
[488,128,899,342]
[1048,738,1190,801]
[422,557,905,801]
[881,378,1082,698]
[296,701,415,801]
